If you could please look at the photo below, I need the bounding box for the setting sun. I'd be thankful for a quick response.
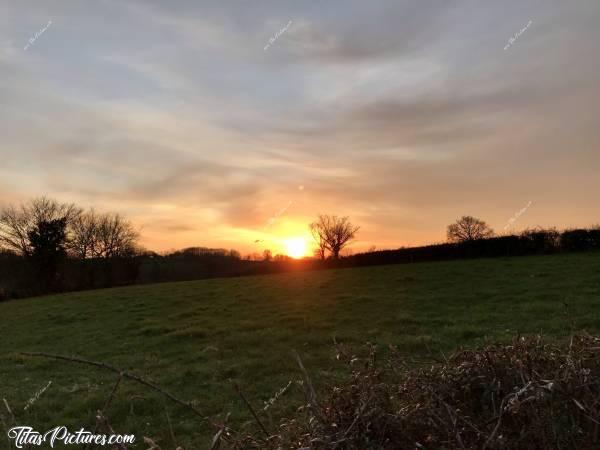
[283,237,309,259]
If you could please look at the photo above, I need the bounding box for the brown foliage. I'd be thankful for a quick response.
[13,334,600,449]
[218,334,600,449]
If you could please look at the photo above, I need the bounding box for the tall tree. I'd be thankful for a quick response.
[69,210,139,258]
[263,249,273,261]
[68,208,98,258]
[447,215,494,243]
[0,197,80,255]
[94,213,139,258]
[0,198,139,259]
[28,218,68,260]
[310,221,328,260]
[310,215,360,259]
[27,218,68,291]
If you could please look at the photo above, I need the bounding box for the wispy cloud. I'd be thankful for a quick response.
[1,1,599,253]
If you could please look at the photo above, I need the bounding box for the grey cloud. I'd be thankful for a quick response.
[1,0,600,251]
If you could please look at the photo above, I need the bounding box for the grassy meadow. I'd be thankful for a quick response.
[1,252,600,447]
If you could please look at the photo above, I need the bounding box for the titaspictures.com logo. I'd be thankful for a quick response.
[7,426,135,448]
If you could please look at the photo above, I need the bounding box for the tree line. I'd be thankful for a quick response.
[348,219,600,267]
[0,197,139,258]
[1,197,599,301]
[0,197,140,297]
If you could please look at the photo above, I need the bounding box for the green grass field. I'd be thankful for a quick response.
[2,253,600,447]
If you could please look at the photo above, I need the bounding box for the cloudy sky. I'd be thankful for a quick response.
[1,0,599,255]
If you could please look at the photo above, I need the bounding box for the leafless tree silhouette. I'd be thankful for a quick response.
[93,213,139,258]
[447,215,494,243]
[69,208,99,258]
[310,215,359,259]
[0,197,80,255]
[310,222,328,260]
[263,249,273,261]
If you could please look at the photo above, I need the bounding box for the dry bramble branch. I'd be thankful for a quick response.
[208,334,600,449]
[13,333,600,449]
[20,352,210,423]
[15,350,315,449]
[17,352,252,448]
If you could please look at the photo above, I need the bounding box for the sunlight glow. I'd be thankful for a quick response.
[283,237,308,258]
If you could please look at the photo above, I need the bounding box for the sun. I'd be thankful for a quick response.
[283,237,308,259]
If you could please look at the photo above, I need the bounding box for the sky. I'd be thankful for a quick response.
[1,0,599,256]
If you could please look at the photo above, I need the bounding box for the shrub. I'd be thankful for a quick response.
[561,229,591,251]
[520,228,560,254]
[216,334,600,449]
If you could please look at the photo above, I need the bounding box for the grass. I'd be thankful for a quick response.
[1,252,600,447]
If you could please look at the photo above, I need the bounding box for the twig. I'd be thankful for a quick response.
[209,412,231,450]
[209,428,224,450]
[293,350,323,422]
[0,411,12,450]
[441,400,466,450]
[2,398,13,419]
[335,394,373,446]
[103,374,123,412]
[142,436,161,450]
[87,374,123,450]
[232,382,270,438]
[1,398,15,450]
[482,397,507,450]
[95,411,127,450]
[21,352,212,425]
[165,405,177,448]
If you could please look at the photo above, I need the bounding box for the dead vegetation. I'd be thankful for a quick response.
[216,334,600,449]
[5,334,600,449]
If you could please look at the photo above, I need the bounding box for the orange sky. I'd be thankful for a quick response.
[1,1,600,256]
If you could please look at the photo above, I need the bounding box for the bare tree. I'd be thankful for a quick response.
[310,222,328,260]
[68,209,98,258]
[0,197,81,255]
[312,246,326,260]
[447,215,494,243]
[94,213,139,258]
[310,215,359,259]
[69,210,139,258]
[263,249,273,261]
